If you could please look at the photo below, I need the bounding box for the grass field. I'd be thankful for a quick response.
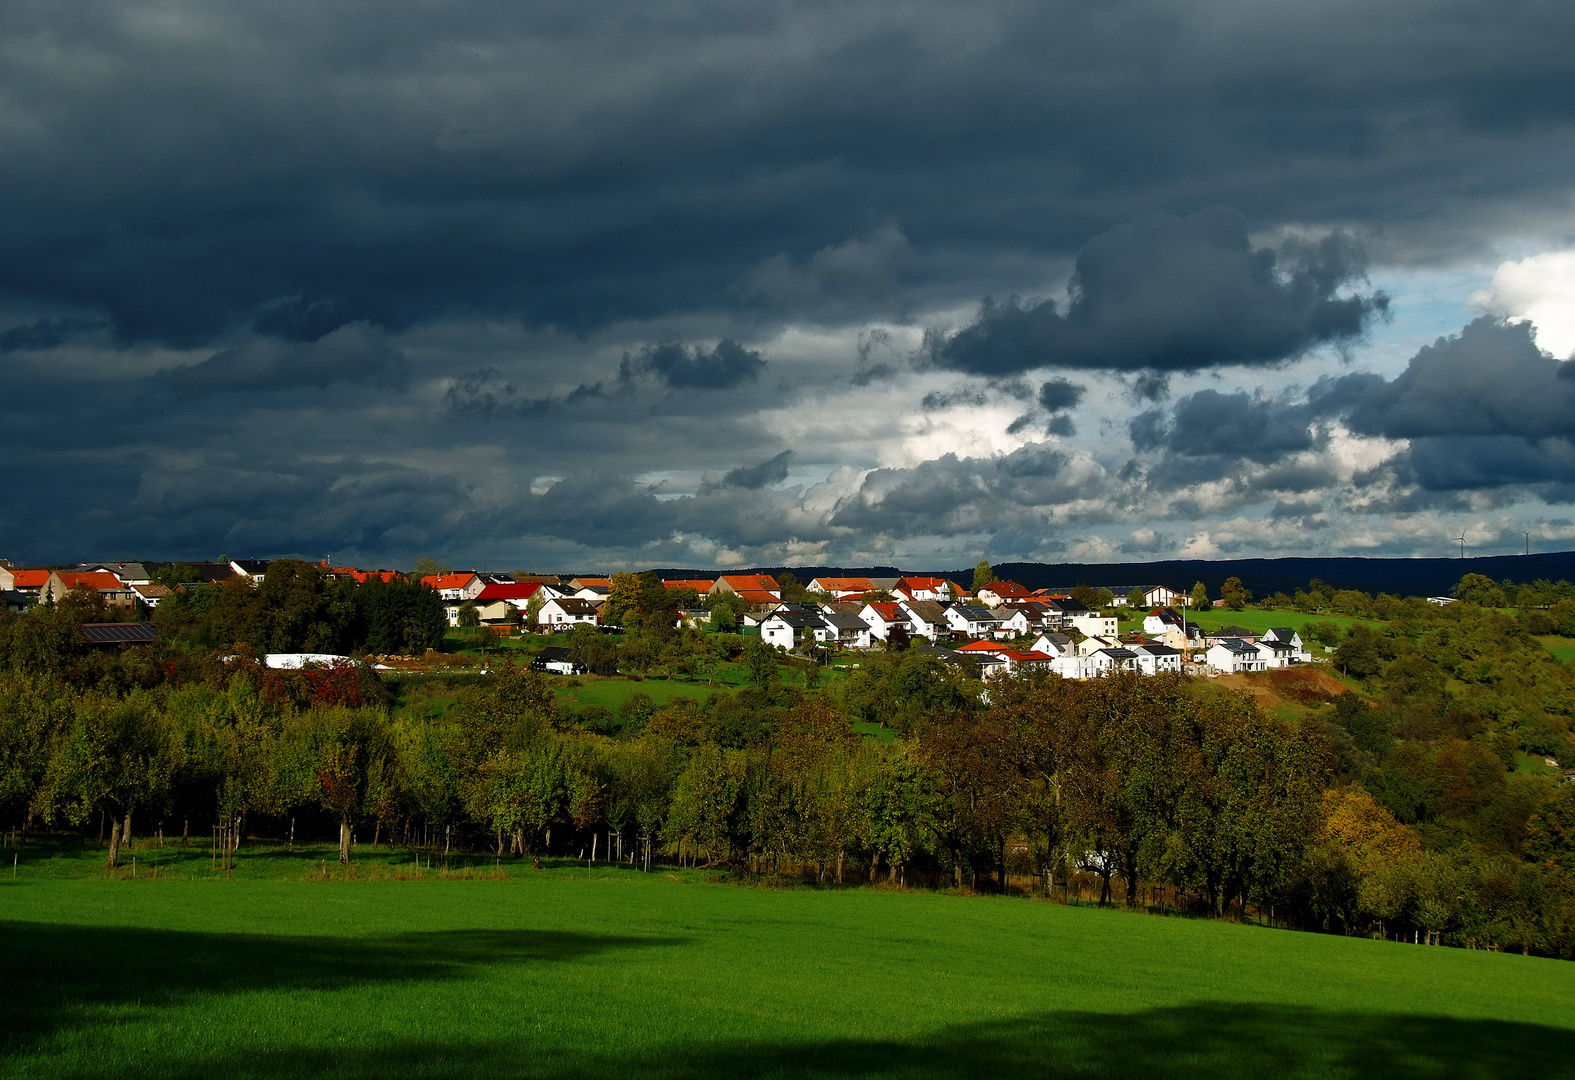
[1182,608,1379,635]
[1537,636,1575,664]
[3,844,1573,1079]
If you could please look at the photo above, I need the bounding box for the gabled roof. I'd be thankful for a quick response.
[570,577,611,589]
[1265,627,1298,640]
[764,610,822,629]
[1215,625,1256,638]
[229,559,270,575]
[955,639,1008,653]
[953,604,1001,621]
[10,569,50,588]
[1134,644,1180,656]
[822,612,870,631]
[1213,638,1260,655]
[1097,647,1139,660]
[55,570,126,592]
[545,597,600,614]
[902,600,949,623]
[982,581,1030,599]
[862,601,905,621]
[476,581,543,602]
[809,576,876,593]
[421,572,478,590]
[664,578,716,593]
[713,574,780,594]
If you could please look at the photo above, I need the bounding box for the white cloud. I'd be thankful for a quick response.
[1471,250,1575,359]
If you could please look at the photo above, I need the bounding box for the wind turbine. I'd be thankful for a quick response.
[1455,532,1467,559]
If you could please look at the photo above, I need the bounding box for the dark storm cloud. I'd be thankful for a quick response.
[151,323,409,396]
[932,209,1386,375]
[0,1,1571,350]
[1340,318,1575,494]
[1130,389,1319,462]
[623,340,766,391]
[1347,318,1575,440]
[6,1,1575,563]
[829,442,1101,541]
[0,317,107,353]
[1037,378,1086,413]
[718,450,794,490]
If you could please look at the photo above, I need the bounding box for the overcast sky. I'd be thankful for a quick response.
[4,0,1575,571]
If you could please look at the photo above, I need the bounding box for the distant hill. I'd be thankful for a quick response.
[647,552,1575,600]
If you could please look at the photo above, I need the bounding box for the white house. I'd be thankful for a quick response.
[858,602,911,641]
[420,572,484,601]
[945,604,1004,638]
[538,597,600,628]
[1051,654,1100,680]
[761,610,834,650]
[1090,647,1140,675]
[821,611,873,649]
[1206,639,1267,674]
[1070,612,1119,639]
[975,581,1032,607]
[1253,637,1300,668]
[1142,608,1187,637]
[892,576,955,602]
[1029,632,1076,658]
[1261,627,1311,662]
[1131,644,1183,675]
[1077,634,1121,657]
[991,607,1034,638]
[898,600,951,642]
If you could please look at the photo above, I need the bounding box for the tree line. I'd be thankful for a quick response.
[1,570,1573,958]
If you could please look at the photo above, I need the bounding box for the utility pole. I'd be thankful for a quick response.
[1525,530,1531,556]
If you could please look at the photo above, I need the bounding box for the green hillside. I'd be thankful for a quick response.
[3,869,1571,1079]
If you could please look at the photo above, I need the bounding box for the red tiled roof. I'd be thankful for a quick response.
[864,601,904,621]
[811,576,876,593]
[663,579,716,593]
[715,574,779,593]
[11,569,50,588]
[320,562,400,584]
[956,640,1007,652]
[420,573,478,590]
[476,582,543,602]
[731,590,780,605]
[985,581,1030,599]
[895,576,951,592]
[55,571,125,591]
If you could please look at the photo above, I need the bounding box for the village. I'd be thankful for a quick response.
[0,558,1312,679]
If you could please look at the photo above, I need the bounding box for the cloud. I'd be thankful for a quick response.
[736,222,910,316]
[623,339,767,390]
[1131,389,1318,462]
[1037,378,1086,412]
[718,450,794,490]
[932,209,1385,375]
[0,317,107,353]
[1341,317,1575,494]
[1471,250,1575,359]
[151,323,408,396]
[1347,318,1575,441]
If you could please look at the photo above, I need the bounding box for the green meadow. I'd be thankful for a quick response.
[3,850,1573,1079]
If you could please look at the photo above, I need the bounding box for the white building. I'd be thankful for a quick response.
[1206,639,1267,674]
[1070,612,1119,639]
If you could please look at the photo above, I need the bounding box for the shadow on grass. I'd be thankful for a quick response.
[28,1004,1575,1080]
[0,920,682,1055]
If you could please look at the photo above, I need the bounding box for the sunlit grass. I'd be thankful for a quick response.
[3,850,1572,1079]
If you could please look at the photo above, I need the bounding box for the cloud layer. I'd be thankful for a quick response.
[4,1,1575,566]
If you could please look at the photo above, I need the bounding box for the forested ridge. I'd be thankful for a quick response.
[2,563,1574,959]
